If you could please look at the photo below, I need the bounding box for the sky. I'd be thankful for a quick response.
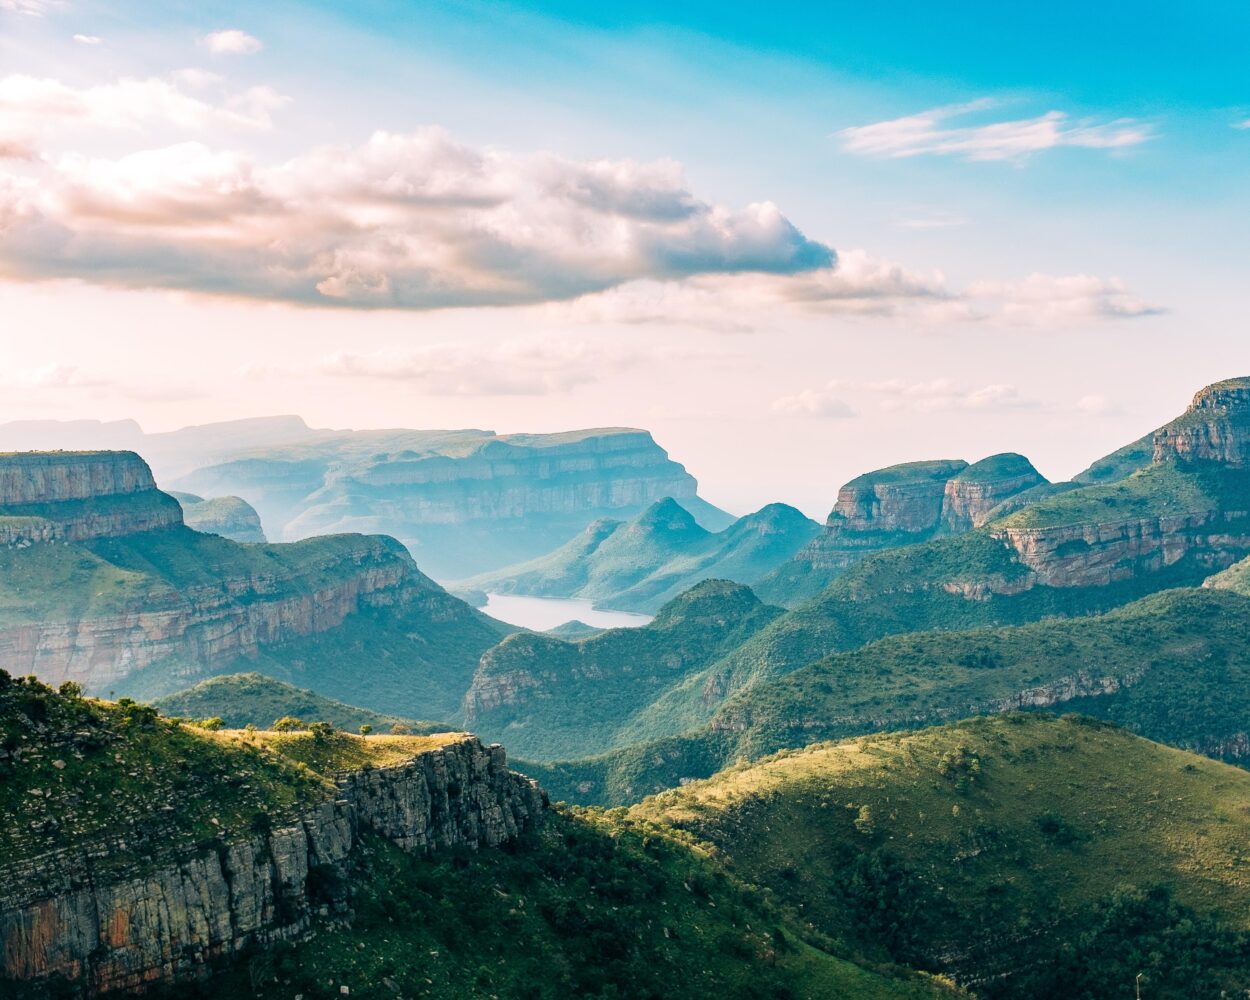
[1,0,1249,517]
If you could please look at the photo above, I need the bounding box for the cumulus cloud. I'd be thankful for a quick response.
[203,29,263,55]
[0,127,836,309]
[839,99,1153,162]
[72,34,101,45]
[968,273,1163,322]
[771,385,856,418]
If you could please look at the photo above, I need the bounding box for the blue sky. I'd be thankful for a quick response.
[1,0,1248,515]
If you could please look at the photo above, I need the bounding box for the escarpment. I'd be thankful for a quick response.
[0,734,544,995]
[757,454,1045,605]
[170,492,267,542]
[0,452,504,706]
[0,452,182,544]
[1153,377,1250,466]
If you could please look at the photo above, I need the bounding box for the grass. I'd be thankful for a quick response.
[153,673,448,733]
[532,584,1250,806]
[993,461,1218,530]
[0,674,331,873]
[633,713,1250,997]
[186,809,960,1000]
[466,580,783,760]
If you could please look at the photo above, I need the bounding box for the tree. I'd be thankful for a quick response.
[198,717,225,731]
[359,724,373,736]
[273,716,306,732]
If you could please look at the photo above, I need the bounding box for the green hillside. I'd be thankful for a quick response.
[0,525,510,721]
[0,673,956,1000]
[152,673,447,734]
[465,580,784,759]
[633,714,1250,998]
[530,582,1250,806]
[458,498,820,614]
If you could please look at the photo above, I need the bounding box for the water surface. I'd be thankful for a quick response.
[482,593,652,632]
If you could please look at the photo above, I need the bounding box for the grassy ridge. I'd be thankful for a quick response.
[153,673,447,733]
[634,714,1250,997]
[1,673,958,1000]
[530,584,1250,805]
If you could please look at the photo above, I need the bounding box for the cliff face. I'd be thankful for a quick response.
[757,455,1044,606]
[0,533,426,692]
[0,452,182,544]
[0,737,544,995]
[0,452,503,709]
[1153,377,1250,466]
[168,427,728,578]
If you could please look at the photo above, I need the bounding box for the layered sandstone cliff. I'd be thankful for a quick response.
[1153,377,1250,466]
[0,452,182,544]
[0,452,499,702]
[0,735,544,995]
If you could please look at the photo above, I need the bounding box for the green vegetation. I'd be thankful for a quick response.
[633,714,1250,997]
[467,580,784,759]
[191,811,958,1000]
[0,671,331,872]
[153,673,448,734]
[458,498,820,614]
[170,492,266,542]
[993,461,1220,530]
[1073,432,1155,484]
[1,671,956,1000]
[531,584,1250,805]
[842,459,967,488]
[0,524,510,719]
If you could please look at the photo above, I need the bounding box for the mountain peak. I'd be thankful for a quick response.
[632,497,704,535]
[1154,376,1250,467]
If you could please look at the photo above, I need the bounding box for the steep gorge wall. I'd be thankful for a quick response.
[0,738,545,995]
[0,535,428,692]
[0,453,182,544]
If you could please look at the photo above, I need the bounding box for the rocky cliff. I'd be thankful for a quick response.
[0,452,506,714]
[0,452,182,544]
[1153,376,1250,466]
[756,455,1045,606]
[167,427,731,578]
[0,731,544,995]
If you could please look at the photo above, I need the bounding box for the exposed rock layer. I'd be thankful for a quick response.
[0,453,182,543]
[0,737,544,995]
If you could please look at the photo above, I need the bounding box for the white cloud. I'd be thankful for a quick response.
[1234,118,1250,130]
[0,73,290,142]
[1074,394,1122,416]
[839,99,1153,162]
[968,273,1163,322]
[0,126,835,309]
[72,34,101,45]
[0,0,64,15]
[203,29,263,55]
[771,384,855,419]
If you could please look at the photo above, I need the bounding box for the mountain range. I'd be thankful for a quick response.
[0,417,731,578]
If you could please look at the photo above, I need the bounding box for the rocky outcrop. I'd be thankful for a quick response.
[993,511,1250,589]
[170,492,267,543]
[0,453,182,544]
[0,737,544,995]
[941,454,1047,530]
[0,534,432,692]
[1154,377,1250,466]
[758,456,1045,606]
